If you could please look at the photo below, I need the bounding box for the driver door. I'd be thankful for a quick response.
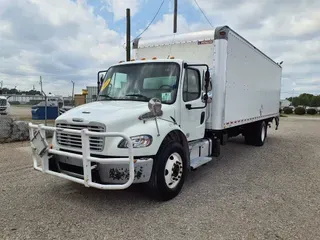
[180,68,206,141]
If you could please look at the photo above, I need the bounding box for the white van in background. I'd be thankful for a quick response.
[0,96,10,115]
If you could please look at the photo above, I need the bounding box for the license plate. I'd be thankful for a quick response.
[31,130,49,157]
[59,156,83,167]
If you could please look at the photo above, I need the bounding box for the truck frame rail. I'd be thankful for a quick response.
[28,123,135,190]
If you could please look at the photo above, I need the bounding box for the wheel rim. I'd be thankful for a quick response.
[261,123,266,142]
[164,152,183,189]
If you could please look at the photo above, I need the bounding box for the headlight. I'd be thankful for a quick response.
[118,135,153,148]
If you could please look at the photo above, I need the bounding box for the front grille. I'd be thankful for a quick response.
[56,123,105,152]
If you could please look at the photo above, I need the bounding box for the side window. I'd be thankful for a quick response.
[183,68,201,102]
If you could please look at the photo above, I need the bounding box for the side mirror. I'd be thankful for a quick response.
[97,70,108,93]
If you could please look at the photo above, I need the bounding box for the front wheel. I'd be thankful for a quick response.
[146,141,187,201]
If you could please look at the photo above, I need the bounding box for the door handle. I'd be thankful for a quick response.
[185,104,192,110]
[200,112,205,124]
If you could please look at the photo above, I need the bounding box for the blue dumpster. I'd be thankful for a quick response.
[31,106,59,120]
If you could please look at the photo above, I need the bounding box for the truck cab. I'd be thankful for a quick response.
[45,59,212,200]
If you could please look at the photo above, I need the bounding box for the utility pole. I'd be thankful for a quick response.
[126,8,131,61]
[173,0,178,33]
[40,76,47,126]
[71,80,75,107]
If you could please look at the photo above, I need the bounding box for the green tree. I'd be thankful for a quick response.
[287,93,320,107]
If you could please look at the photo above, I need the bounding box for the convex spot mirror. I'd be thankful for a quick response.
[148,98,162,115]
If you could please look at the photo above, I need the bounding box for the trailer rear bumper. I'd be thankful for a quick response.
[28,123,152,190]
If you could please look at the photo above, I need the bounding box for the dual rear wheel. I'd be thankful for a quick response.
[244,121,268,146]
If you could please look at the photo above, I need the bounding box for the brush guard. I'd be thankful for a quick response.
[28,123,134,190]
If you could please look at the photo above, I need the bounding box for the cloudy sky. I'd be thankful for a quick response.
[0,0,319,98]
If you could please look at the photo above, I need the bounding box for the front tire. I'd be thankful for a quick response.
[147,141,187,201]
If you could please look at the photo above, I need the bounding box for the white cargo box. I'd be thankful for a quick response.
[133,26,282,130]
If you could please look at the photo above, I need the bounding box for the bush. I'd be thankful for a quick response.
[294,107,306,115]
[283,107,293,114]
[307,108,317,115]
[279,108,282,114]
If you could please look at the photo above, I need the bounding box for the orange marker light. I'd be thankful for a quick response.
[152,57,157,60]
[141,58,146,60]
[170,56,175,59]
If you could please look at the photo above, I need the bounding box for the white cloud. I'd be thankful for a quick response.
[1,0,319,100]
[136,13,192,38]
[174,0,320,98]
[102,0,143,22]
[0,0,125,95]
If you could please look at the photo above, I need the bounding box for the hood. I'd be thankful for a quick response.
[56,100,176,129]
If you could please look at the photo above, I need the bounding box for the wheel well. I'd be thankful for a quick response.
[159,130,190,170]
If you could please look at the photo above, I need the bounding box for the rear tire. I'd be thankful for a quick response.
[146,141,187,201]
[244,121,267,146]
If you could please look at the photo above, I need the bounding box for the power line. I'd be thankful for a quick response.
[132,0,165,41]
[193,0,213,28]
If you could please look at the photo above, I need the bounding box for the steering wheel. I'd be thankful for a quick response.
[159,85,173,90]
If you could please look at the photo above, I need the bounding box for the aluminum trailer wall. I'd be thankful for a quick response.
[212,29,282,130]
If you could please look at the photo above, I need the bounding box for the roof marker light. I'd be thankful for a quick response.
[152,57,157,60]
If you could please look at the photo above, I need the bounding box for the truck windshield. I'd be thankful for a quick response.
[98,62,180,104]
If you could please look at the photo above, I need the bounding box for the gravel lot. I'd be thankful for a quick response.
[1,117,319,240]
[9,105,32,119]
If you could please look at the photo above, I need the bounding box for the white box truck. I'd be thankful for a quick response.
[29,26,282,201]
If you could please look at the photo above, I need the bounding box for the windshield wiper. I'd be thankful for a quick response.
[125,94,150,100]
[99,94,115,100]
